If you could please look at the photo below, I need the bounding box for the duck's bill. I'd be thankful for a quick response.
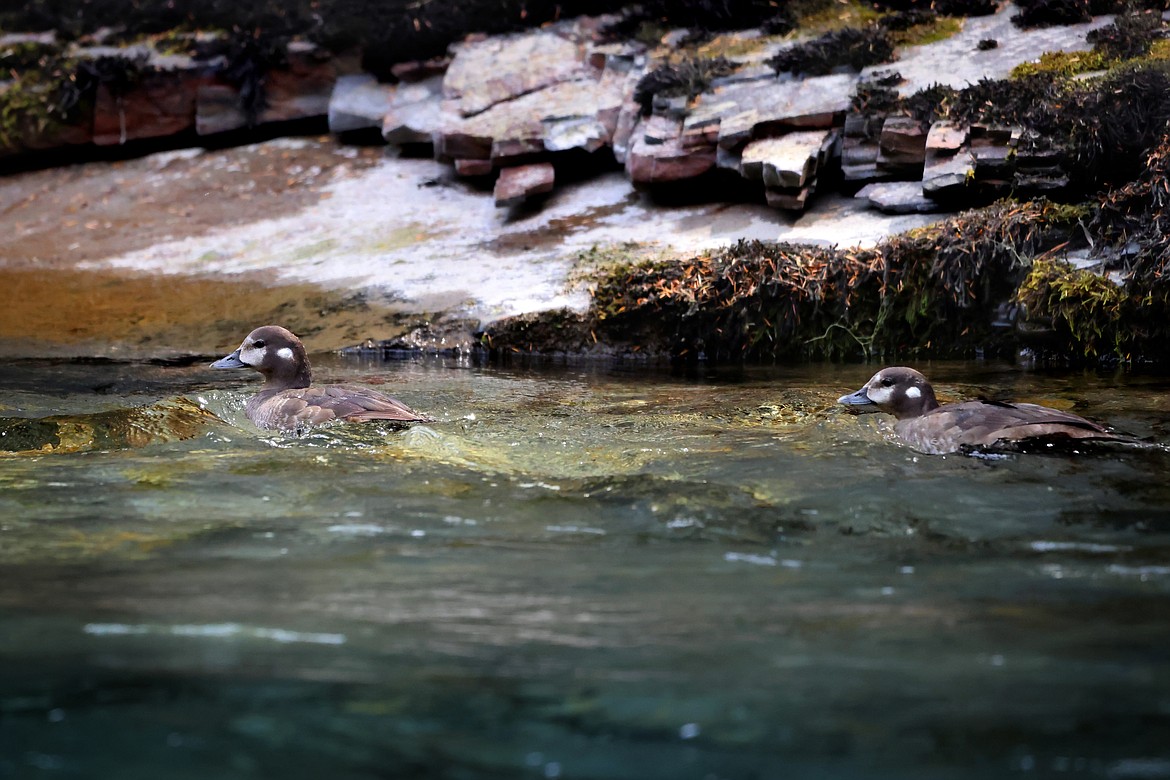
[210,350,246,369]
[837,388,880,413]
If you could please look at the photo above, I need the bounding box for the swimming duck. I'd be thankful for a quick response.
[838,366,1127,455]
[211,325,433,432]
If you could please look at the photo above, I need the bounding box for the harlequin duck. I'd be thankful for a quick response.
[838,366,1130,455]
[210,325,433,432]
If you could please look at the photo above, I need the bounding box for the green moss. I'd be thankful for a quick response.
[1016,259,1132,359]
[889,16,963,48]
[0,71,68,149]
[794,0,881,34]
[1010,49,1110,78]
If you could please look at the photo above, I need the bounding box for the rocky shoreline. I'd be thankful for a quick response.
[3,2,1170,363]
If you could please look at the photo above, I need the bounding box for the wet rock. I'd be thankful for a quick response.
[764,184,812,211]
[494,162,556,206]
[381,74,445,145]
[328,73,394,134]
[969,127,1016,193]
[347,317,480,355]
[197,42,354,135]
[840,113,886,183]
[857,181,944,214]
[92,73,207,145]
[860,3,1115,95]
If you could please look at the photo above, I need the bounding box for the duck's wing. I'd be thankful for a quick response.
[941,401,1117,447]
[309,385,434,424]
[249,386,432,430]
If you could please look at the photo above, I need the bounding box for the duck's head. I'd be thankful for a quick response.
[838,366,940,420]
[211,325,311,389]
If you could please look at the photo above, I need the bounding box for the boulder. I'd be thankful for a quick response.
[92,73,207,145]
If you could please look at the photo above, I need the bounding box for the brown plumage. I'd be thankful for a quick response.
[211,325,433,432]
[838,366,1129,455]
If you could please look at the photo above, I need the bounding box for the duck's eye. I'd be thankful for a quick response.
[252,339,266,348]
[880,377,894,387]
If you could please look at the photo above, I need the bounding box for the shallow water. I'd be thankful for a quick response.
[1,357,1169,779]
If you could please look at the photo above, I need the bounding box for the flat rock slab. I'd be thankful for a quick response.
[443,30,592,117]
[686,72,856,151]
[494,162,556,206]
[857,181,945,214]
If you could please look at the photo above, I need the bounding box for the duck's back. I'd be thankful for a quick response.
[248,384,433,431]
[895,400,1115,454]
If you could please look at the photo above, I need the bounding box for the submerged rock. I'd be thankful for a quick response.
[0,399,218,455]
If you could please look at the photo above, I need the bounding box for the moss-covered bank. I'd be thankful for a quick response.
[483,123,1170,365]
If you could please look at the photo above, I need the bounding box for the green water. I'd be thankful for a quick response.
[1,356,1169,779]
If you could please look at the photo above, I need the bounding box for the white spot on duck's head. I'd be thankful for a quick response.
[277,347,294,360]
[905,386,922,399]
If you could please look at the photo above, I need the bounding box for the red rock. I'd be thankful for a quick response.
[626,117,716,183]
[494,162,556,206]
[93,73,205,146]
[455,158,494,176]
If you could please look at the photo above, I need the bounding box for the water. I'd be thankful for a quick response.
[1,356,1169,779]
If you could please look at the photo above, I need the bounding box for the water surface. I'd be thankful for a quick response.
[2,357,1169,779]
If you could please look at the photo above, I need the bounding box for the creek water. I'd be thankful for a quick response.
[1,355,1168,779]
